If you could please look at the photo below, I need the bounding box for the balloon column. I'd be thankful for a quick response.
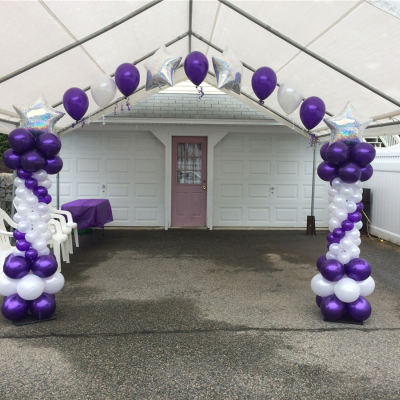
[311,103,375,322]
[1,109,65,321]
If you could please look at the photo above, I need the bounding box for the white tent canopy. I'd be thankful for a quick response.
[1,0,400,139]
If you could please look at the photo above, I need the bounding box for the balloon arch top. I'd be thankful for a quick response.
[1,45,375,323]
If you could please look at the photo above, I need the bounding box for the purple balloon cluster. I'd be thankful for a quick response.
[317,141,375,184]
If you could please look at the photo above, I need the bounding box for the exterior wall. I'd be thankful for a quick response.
[213,132,329,227]
[362,144,400,245]
[49,129,165,226]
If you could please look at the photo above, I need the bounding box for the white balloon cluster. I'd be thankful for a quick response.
[0,169,64,301]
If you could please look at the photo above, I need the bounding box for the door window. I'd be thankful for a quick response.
[177,143,202,184]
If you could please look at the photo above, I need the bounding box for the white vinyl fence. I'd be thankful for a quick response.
[362,144,400,245]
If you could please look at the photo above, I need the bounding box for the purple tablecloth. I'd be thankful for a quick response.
[61,199,113,230]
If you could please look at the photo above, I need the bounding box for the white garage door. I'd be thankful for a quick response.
[49,129,165,226]
[213,132,329,227]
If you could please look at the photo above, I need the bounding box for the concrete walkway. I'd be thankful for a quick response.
[0,230,399,399]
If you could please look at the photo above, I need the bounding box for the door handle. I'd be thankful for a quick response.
[203,186,206,190]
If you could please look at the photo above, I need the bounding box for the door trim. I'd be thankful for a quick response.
[150,127,229,230]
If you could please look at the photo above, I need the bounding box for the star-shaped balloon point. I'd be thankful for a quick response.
[144,45,182,91]
[13,94,65,137]
[212,47,243,95]
[324,102,372,146]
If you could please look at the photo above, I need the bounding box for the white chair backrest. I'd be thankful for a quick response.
[0,209,15,251]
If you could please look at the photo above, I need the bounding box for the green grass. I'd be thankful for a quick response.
[0,134,10,160]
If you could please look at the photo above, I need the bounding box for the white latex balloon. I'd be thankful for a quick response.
[26,194,39,206]
[15,187,30,199]
[349,193,362,203]
[346,229,360,241]
[326,251,338,260]
[17,220,31,233]
[329,217,341,232]
[354,238,361,246]
[344,201,357,213]
[334,277,360,303]
[41,230,52,241]
[340,237,353,250]
[35,203,48,214]
[14,196,23,206]
[25,230,39,243]
[340,186,353,198]
[354,221,363,230]
[311,274,336,297]
[0,273,19,296]
[333,195,346,207]
[32,169,48,181]
[337,252,351,265]
[43,272,64,294]
[14,177,25,187]
[358,276,375,296]
[33,221,48,234]
[13,213,23,224]
[348,245,361,259]
[331,178,344,190]
[38,247,50,256]
[13,249,26,257]
[329,243,342,256]
[17,202,31,216]
[17,274,44,301]
[277,80,303,115]
[329,213,335,219]
[328,203,338,214]
[39,178,52,189]
[334,208,348,221]
[328,187,339,197]
[27,212,41,225]
[40,213,51,223]
[32,238,47,251]
[329,197,333,204]
[91,74,117,107]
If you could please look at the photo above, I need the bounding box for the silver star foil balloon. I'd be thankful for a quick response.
[325,102,372,146]
[145,46,182,91]
[13,95,65,136]
[212,47,243,95]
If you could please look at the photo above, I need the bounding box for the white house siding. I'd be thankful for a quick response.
[213,132,329,227]
[49,129,165,226]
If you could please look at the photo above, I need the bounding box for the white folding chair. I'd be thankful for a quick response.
[0,209,16,272]
[48,205,79,249]
[47,219,70,269]
[50,213,73,254]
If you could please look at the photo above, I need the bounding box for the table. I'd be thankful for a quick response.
[61,199,113,243]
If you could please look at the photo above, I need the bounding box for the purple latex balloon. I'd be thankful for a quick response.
[115,63,140,96]
[3,149,21,170]
[345,258,371,281]
[36,133,61,158]
[44,156,63,175]
[25,177,38,190]
[320,142,328,161]
[320,295,346,320]
[356,202,364,213]
[338,161,361,183]
[31,254,58,278]
[25,248,38,261]
[320,259,345,282]
[3,255,30,279]
[317,161,337,182]
[30,293,56,320]
[316,254,327,271]
[341,220,354,232]
[327,232,340,244]
[346,296,371,321]
[300,96,326,130]
[347,211,362,223]
[33,186,48,198]
[360,164,373,182]
[8,128,35,154]
[326,142,349,166]
[63,87,89,121]
[332,228,346,240]
[316,295,324,307]
[21,150,46,172]
[1,294,30,321]
[41,194,52,204]
[16,239,31,251]
[251,67,277,102]
[184,52,209,87]
[17,168,32,179]
[350,142,376,167]
[13,230,25,240]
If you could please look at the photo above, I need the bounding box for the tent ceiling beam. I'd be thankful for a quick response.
[192,31,334,117]
[218,0,400,109]
[0,0,164,85]
[0,118,18,126]
[51,31,189,108]
[188,0,193,53]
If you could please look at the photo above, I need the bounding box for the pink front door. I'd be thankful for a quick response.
[171,137,207,227]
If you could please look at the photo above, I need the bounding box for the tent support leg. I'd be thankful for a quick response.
[56,172,60,210]
[308,145,317,236]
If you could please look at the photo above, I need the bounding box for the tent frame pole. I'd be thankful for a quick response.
[188,0,193,53]
[218,0,400,108]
